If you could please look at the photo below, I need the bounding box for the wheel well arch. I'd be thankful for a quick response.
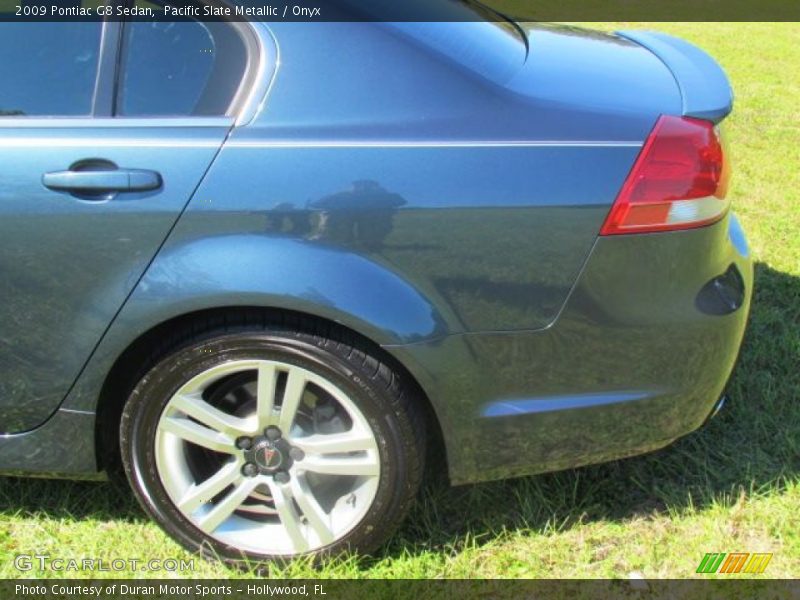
[95,306,447,480]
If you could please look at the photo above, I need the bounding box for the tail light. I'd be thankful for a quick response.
[600,115,731,235]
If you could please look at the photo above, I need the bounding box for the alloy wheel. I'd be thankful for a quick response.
[154,359,381,556]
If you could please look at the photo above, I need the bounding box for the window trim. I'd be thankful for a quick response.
[232,22,278,126]
[0,117,234,128]
[92,21,123,117]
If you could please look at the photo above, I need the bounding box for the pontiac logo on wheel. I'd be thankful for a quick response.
[253,442,283,470]
[263,446,281,468]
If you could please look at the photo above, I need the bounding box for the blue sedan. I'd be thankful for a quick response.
[0,10,751,563]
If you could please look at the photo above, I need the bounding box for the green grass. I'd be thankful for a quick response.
[1,23,798,579]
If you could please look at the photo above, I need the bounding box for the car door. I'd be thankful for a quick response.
[0,19,256,433]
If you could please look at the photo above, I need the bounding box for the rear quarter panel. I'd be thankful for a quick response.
[165,22,664,335]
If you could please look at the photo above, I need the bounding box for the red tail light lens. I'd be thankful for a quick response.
[600,115,731,235]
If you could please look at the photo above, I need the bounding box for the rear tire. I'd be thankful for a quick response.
[119,320,425,564]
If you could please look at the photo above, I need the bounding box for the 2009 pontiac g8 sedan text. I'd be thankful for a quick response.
[0,4,752,564]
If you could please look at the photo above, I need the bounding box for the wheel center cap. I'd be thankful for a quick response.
[252,440,283,471]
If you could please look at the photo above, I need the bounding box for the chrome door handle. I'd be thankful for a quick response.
[42,168,162,193]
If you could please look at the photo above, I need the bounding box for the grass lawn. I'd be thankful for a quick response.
[1,22,798,579]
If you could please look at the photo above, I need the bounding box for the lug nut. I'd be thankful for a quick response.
[242,463,259,477]
[273,471,290,484]
[289,447,305,461]
[235,437,252,450]
[265,426,282,441]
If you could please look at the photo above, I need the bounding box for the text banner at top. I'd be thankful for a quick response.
[0,0,799,22]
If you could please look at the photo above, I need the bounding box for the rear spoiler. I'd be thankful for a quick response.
[617,31,733,123]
